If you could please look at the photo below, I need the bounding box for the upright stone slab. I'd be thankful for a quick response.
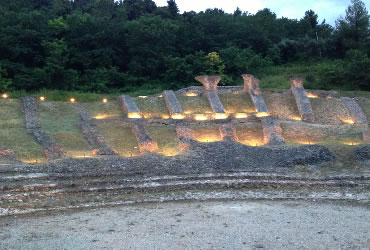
[78,110,116,155]
[195,75,227,117]
[241,74,269,113]
[130,123,158,153]
[21,97,65,160]
[341,97,368,125]
[162,90,184,118]
[176,126,195,151]
[219,124,239,142]
[290,77,314,122]
[119,95,142,119]
[261,116,285,145]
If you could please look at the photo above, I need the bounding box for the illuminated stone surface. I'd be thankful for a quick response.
[219,124,239,142]
[242,74,269,113]
[341,97,368,125]
[163,90,184,117]
[290,77,315,122]
[176,126,195,150]
[261,116,285,145]
[120,95,141,119]
[130,123,158,153]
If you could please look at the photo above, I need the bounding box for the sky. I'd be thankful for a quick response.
[153,0,370,25]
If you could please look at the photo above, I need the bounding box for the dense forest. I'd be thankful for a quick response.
[0,0,369,93]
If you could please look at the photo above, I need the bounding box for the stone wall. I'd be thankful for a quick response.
[130,123,158,153]
[261,117,285,145]
[176,126,195,151]
[120,95,141,118]
[290,78,315,122]
[219,124,239,142]
[242,74,269,113]
[341,97,368,125]
[163,90,184,117]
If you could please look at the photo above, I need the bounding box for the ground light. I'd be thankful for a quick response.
[39,96,45,101]
[171,114,185,120]
[2,93,8,99]
[185,92,198,97]
[194,114,208,121]
[102,98,108,103]
[128,112,142,119]
[307,92,319,98]
[234,113,248,119]
[70,98,76,103]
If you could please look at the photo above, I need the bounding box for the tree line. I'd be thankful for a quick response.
[0,0,369,92]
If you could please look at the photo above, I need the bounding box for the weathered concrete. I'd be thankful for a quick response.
[20,97,65,160]
[290,78,315,122]
[176,126,195,150]
[78,109,116,156]
[341,97,368,125]
[242,74,269,113]
[119,95,141,119]
[130,123,158,153]
[219,124,239,142]
[195,75,221,91]
[162,90,184,117]
[261,116,285,145]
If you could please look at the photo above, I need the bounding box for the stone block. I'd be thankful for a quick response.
[341,97,368,125]
[262,117,285,145]
[176,126,195,151]
[241,74,269,113]
[130,123,158,153]
[206,90,227,115]
[120,95,141,118]
[195,75,221,91]
[290,78,315,122]
[163,90,184,117]
[20,97,41,130]
[363,129,370,141]
[219,124,238,142]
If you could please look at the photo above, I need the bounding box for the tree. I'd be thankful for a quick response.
[167,0,179,17]
[336,0,370,54]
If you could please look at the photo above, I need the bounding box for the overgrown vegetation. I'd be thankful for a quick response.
[0,0,369,95]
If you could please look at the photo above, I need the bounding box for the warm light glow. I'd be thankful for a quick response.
[195,136,221,143]
[343,142,361,146]
[39,96,45,101]
[233,91,240,94]
[307,92,319,98]
[185,92,198,97]
[70,98,76,103]
[214,113,228,119]
[138,96,148,99]
[2,93,8,99]
[298,141,316,145]
[235,113,248,119]
[158,94,163,98]
[194,114,208,121]
[102,98,108,103]
[184,110,192,114]
[161,148,180,157]
[290,116,302,121]
[128,112,142,119]
[161,114,170,119]
[341,119,354,124]
[94,114,110,120]
[256,112,270,117]
[240,140,264,147]
[143,113,152,119]
[327,96,333,99]
[171,114,185,120]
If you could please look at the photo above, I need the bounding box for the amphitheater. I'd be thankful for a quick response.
[1,75,370,216]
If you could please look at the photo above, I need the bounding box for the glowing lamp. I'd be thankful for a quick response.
[290,116,302,121]
[94,114,109,120]
[343,142,361,146]
[341,119,354,125]
[185,92,198,97]
[161,114,170,119]
[307,92,319,98]
[171,114,185,120]
[102,98,108,103]
[70,98,76,103]
[184,110,192,114]
[194,114,207,121]
[235,113,248,119]
[214,113,228,119]
[128,112,142,119]
[39,96,45,101]
[138,96,148,99]
[2,93,8,99]
[256,112,270,118]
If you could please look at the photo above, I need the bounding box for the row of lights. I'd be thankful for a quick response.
[1,93,109,103]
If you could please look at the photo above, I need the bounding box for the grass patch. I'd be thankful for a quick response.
[84,100,123,120]
[310,98,352,125]
[263,91,299,120]
[234,122,264,146]
[39,101,91,157]
[134,97,169,119]
[0,99,45,162]
[147,125,180,156]
[176,95,212,114]
[96,120,140,157]
[218,93,255,113]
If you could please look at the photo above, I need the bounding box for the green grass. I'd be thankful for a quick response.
[0,99,45,162]
[134,96,169,119]
[147,125,180,156]
[218,93,255,113]
[84,100,123,120]
[176,94,212,114]
[39,101,91,157]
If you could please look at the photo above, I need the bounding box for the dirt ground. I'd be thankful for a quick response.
[1,200,369,250]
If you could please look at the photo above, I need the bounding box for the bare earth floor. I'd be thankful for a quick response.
[1,200,369,249]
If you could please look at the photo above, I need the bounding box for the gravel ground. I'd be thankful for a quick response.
[1,200,369,249]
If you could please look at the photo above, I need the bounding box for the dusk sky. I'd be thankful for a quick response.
[153,0,370,25]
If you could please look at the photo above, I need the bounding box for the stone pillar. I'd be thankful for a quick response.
[119,95,142,119]
[341,97,368,125]
[261,116,285,145]
[130,123,158,153]
[290,77,315,122]
[176,126,195,151]
[219,124,239,142]
[195,75,227,118]
[241,74,269,114]
[162,90,184,119]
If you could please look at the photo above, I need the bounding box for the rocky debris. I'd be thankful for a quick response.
[354,145,370,165]
[0,149,20,163]
[20,97,65,160]
[341,97,368,125]
[261,117,285,145]
[242,74,269,113]
[163,90,184,116]
[78,109,117,156]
